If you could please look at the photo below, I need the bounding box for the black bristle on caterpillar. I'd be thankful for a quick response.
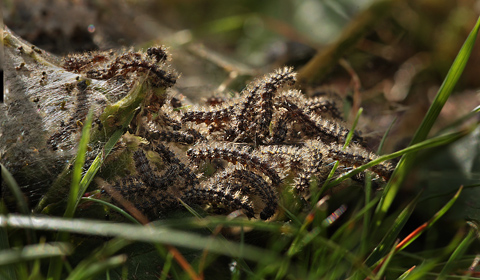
[147,46,168,63]
[187,143,281,187]
[181,105,234,126]
[228,168,278,220]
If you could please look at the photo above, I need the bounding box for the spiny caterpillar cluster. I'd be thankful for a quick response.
[105,66,394,221]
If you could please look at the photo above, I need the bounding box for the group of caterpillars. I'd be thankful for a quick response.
[62,46,394,221]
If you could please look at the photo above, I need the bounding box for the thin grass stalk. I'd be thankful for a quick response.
[0,214,280,264]
[361,172,373,256]
[437,226,477,280]
[66,255,126,280]
[64,109,94,219]
[80,197,140,225]
[365,196,419,267]
[0,243,72,266]
[159,252,175,280]
[47,110,94,280]
[316,108,363,202]
[75,126,129,208]
[372,240,399,280]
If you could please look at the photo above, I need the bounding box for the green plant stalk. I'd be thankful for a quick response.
[80,197,140,225]
[374,16,480,226]
[1,164,31,217]
[159,252,175,280]
[0,223,16,280]
[377,117,397,155]
[66,238,130,280]
[316,108,363,202]
[75,120,133,209]
[47,110,94,280]
[368,185,463,276]
[419,183,480,203]
[395,266,415,280]
[279,123,363,280]
[365,196,419,267]
[278,203,303,226]
[437,227,476,280]
[396,186,463,253]
[66,255,126,280]
[436,105,480,135]
[179,199,255,278]
[153,244,181,279]
[154,216,286,233]
[374,240,399,280]
[315,235,375,279]
[1,164,36,245]
[397,260,439,280]
[330,196,380,242]
[0,243,72,266]
[361,172,373,256]
[0,214,280,264]
[65,110,94,219]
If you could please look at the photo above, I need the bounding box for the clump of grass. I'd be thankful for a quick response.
[1,14,480,280]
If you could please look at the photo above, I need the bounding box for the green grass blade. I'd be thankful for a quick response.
[368,186,463,275]
[48,110,94,280]
[66,255,126,280]
[317,107,363,200]
[377,117,397,155]
[64,109,94,219]
[361,172,373,256]
[411,17,480,144]
[365,196,419,267]
[66,238,130,280]
[154,215,286,233]
[178,199,205,220]
[0,220,16,280]
[424,186,463,229]
[375,16,480,225]
[374,240,399,280]
[314,235,375,279]
[0,243,72,266]
[0,214,281,264]
[159,252,174,280]
[331,195,380,242]
[345,107,363,147]
[76,127,127,207]
[436,105,480,135]
[1,164,30,217]
[80,197,140,225]
[438,225,477,280]
[400,260,439,280]
[395,266,415,280]
[396,186,463,253]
